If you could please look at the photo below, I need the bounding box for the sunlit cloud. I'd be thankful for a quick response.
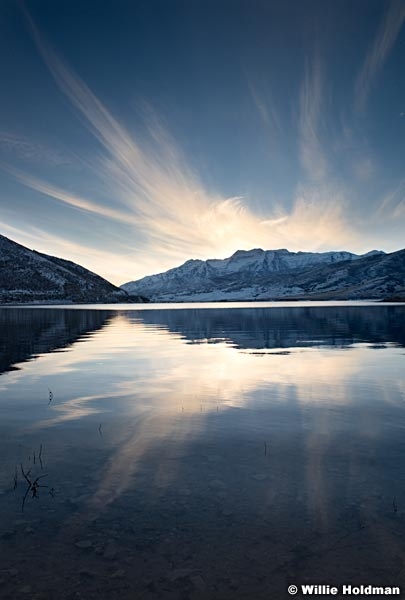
[355,0,405,110]
[274,186,354,249]
[0,8,368,284]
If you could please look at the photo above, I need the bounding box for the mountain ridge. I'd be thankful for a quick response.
[121,247,405,302]
[0,233,146,304]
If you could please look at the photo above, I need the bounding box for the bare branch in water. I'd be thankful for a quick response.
[20,464,49,512]
[21,464,31,486]
[39,444,43,470]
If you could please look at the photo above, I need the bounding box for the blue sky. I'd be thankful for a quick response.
[0,0,404,285]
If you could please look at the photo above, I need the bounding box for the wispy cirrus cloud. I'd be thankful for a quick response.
[293,52,357,248]
[276,185,353,249]
[299,53,328,182]
[0,131,71,166]
[0,7,358,284]
[248,79,282,134]
[355,0,405,110]
[377,179,405,219]
[0,161,136,224]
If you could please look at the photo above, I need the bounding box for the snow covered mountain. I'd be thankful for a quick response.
[121,247,405,301]
[0,233,145,304]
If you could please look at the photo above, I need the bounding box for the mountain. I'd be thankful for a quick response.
[0,233,146,304]
[121,247,405,302]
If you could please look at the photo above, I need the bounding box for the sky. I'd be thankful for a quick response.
[0,0,404,285]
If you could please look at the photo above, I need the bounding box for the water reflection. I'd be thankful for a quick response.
[0,305,404,599]
[1,305,404,380]
[134,304,405,349]
[0,308,113,375]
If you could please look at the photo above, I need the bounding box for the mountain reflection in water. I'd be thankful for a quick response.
[0,303,404,600]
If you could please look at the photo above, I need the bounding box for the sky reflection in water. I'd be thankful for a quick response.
[0,304,405,598]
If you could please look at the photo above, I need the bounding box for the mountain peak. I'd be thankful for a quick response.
[363,250,385,257]
[121,247,402,301]
[230,248,264,258]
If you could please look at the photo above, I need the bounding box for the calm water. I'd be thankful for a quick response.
[0,303,404,599]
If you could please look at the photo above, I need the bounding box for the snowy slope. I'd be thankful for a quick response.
[121,247,395,301]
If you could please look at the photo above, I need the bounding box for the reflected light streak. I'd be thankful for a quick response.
[1,312,404,509]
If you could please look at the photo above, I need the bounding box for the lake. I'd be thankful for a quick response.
[0,302,404,599]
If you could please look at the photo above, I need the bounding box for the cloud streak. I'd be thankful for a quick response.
[355,0,405,109]
[248,80,282,134]
[1,161,134,224]
[0,131,71,166]
[377,179,405,219]
[299,53,327,182]
[0,7,359,283]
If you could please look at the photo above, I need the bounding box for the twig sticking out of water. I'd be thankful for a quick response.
[33,451,36,465]
[393,498,398,514]
[21,464,31,512]
[48,388,53,405]
[39,444,43,470]
[21,464,31,483]
[20,464,48,512]
[98,423,103,437]
[13,466,18,490]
